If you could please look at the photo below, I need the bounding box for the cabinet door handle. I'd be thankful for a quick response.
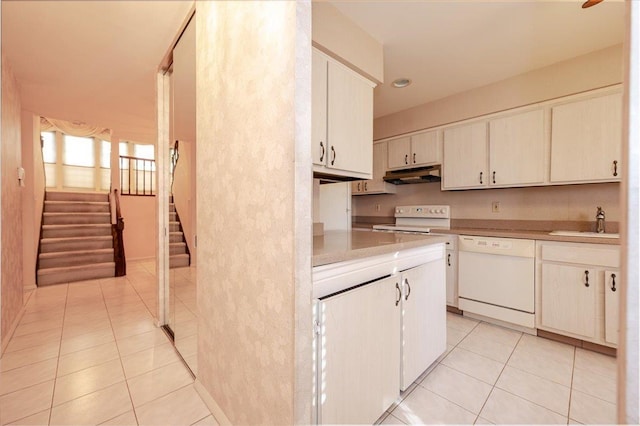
[395,283,401,306]
[319,141,325,162]
[447,253,451,266]
[613,160,618,177]
[330,146,336,165]
[492,171,496,184]
[357,182,361,192]
[364,182,368,191]
[611,273,617,292]
[479,171,483,184]
[404,278,411,300]
[413,153,417,164]
[584,270,590,287]
[405,154,408,165]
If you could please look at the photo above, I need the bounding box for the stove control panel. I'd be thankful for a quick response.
[394,205,450,219]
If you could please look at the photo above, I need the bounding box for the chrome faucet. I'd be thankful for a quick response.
[596,206,606,233]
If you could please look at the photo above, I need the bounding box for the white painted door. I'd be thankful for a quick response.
[319,182,351,231]
[312,50,328,166]
[489,109,546,186]
[401,259,446,390]
[327,61,373,176]
[604,269,620,345]
[550,93,622,183]
[411,130,441,167]
[540,263,597,339]
[442,122,488,189]
[387,136,411,170]
[319,275,401,424]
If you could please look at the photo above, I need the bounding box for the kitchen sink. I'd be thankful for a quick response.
[549,230,620,238]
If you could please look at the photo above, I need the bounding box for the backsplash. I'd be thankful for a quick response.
[352,182,620,222]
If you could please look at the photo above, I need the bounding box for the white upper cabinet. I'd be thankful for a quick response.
[442,122,488,189]
[313,48,375,180]
[352,142,396,195]
[489,109,546,186]
[312,50,328,166]
[550,92,622,183]
[387,131,441,170]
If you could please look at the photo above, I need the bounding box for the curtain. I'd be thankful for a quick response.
[40,116,111,140]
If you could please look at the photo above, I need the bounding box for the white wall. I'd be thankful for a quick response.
[120,196,156,261]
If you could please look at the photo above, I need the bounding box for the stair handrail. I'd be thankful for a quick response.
[111,188,126,276]
[170,140,180,195]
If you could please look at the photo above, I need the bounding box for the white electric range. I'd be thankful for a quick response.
[374,205,458,307]
[372,205,451,234]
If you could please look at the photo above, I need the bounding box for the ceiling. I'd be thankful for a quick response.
[1,0,193,143]
[331,0,626,118]
[1,1,626,139]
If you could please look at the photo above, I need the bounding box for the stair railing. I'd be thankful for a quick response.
[119,156,155,196]
[170,140,179,195]
[111,188,126,276]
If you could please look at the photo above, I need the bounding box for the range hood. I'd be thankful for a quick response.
[383,166,441,185]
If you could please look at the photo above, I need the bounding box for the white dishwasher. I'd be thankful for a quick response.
[458,235,535,328]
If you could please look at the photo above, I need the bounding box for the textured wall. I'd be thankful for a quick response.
[1,54,24,350]
[120,196,156,261]
[195,2,310,424]
[374,44,623,140]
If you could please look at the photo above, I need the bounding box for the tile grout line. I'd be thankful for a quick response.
[98,278,142,426]
[567,346,577,425]
[48,282,70,426]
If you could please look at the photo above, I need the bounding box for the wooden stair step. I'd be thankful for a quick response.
[37,262,115,286]
[169,254,190,269]
[43,212,111,225]
[40,236,113,253]
[44,200,110,213]
[42,224,112,239]
[39,248,114,269]
[45,191,109,203]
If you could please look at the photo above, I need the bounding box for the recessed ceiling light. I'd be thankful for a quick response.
[392,78,412,88]
[582,0,603,8]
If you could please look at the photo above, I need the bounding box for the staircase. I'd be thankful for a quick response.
[37,191,115,286]
[169,197,190,269]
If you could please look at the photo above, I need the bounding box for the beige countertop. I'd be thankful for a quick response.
[352,221,620,246]
[434,227,620,245]
[313,230,448,267]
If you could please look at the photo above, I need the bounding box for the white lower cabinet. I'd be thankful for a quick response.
[536,241,619,347]
[604,269,620,345]
[540,263,597,339]
[400,261,446,390]
[315,247,446,424]
[317,275,400,425]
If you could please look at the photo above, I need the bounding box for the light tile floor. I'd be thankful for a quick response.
[379,313,618,425]
[1,260,618,425]
[0,260,216,426]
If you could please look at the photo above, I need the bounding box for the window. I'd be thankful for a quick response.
[41,131,113,191]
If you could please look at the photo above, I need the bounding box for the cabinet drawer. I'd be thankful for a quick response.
[540,244,619,267]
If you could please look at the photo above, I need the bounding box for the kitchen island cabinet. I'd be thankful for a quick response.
[313,232,446,424]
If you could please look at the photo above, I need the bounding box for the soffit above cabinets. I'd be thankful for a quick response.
[330,0,625,119]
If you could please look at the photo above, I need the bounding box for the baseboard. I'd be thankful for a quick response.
[1,291,33,356]
[194,379,231,425]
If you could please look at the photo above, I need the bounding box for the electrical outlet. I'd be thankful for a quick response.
[375,204,381,212]
[492,201,500,213]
